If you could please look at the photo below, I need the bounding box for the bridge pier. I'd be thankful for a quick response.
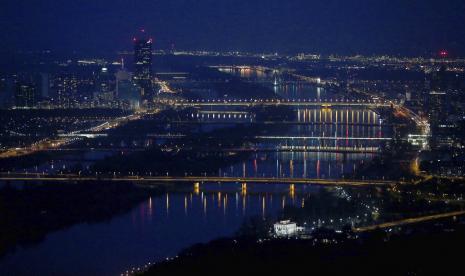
[194,182,200,195]
[241,183,247,196]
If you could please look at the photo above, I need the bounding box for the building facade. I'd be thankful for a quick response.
[134,35,153,101]
[273,220,298,237]
[15,83,36,108]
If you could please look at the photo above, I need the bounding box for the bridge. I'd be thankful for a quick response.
[0,173,400,187]
[254,136,391,141]
[169,120,389,127]
[41,146,381,154]
[208,146,381,154]
[146,134,390,141]
[210,65,277,73]
[162,98,392,108]
[182,107,383,125]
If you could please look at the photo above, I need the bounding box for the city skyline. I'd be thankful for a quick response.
[1,2,465,275]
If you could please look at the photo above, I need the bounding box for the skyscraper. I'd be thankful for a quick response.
[39,73,50,98]
[428,91,447,128]
[427,65,455,148]
[133,31,153,101]
[0,77,8,108]
[52,75,78,108]
[15,83,36,108]
[116,63,140,109]
[94,67,115,101]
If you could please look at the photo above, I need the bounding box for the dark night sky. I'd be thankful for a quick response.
[1,0,465,56]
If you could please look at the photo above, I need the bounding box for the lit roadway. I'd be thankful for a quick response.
[354,210,465,232]
[0,110,157,159]
[0,174,401,187]
[146,133,391,141]
[302,71,429,139]
[155,78,176,94]
[170,121,389,127]
[347,87,430,139]
[254,136,391,141]
[167,98,391,108]
[41,145,382,154]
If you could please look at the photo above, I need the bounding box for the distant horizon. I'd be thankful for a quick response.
[2,0,465,57]
[0,47,461,60]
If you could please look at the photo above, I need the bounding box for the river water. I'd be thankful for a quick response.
[0,67,392,275]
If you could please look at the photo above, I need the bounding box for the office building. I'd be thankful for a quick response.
[15,83,36,108]
[133,32,153,100]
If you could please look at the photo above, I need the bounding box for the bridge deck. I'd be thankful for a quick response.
[171,101,390,107]
[0,175,400,186]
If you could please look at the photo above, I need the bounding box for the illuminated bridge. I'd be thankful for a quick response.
[254,136,391,141]
[146,134,391,141]
[183,108,384,125]
[163,98,392,108]
[216,145,381,154]
[42,145,381,154]
[0,174,400,187]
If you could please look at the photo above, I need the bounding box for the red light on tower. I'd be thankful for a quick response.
[439,50,448,58]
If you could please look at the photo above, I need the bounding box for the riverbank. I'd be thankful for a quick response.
[0,181,164,258]
[138,215,465,275]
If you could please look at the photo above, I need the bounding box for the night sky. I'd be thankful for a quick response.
[1,0,465,56]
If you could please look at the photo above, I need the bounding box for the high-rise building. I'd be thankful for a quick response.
[427,66,447,124]
[0,77,8,108]
[52,75,78,107]
[116,65,140,109]
[427,65,456,148]
[94,67,115,100]
[15,83,36,108]
[133,31,153,100]
[430,66,449,91]
[428,91,447,128]
[40,73,50,98]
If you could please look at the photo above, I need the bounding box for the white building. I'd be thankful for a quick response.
[274,220,298,237]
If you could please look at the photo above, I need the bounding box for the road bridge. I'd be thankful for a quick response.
[0,174,400,187]
[169,120,388,127]
[145,134,391,141]
[168,99,391,108]
[41,145,381,154]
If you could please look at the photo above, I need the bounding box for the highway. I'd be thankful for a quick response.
[0,110,156,159]
[0,174,400,187]
[353,210,465,232]
[155,78,176,94]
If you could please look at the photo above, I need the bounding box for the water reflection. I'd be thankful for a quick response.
[297,108,381,125]
[218,66,329,99]
[214,66,390,180]
[219,152,372,179]
[0,183,338,276]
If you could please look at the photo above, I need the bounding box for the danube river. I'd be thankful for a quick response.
[0,66,393,275]
[1,184,350,275]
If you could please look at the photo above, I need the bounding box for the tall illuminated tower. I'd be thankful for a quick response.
[133,30,153,100]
